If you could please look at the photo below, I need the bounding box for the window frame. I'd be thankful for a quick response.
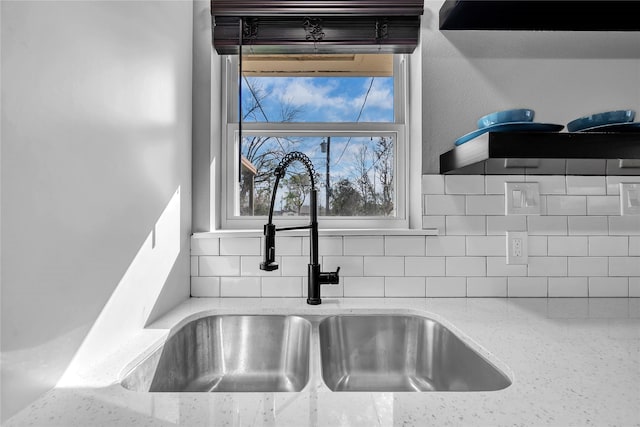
[219,54,409,230]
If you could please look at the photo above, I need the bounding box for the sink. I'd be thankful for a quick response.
[318,315,511,392]
[122,315,311,392]
[121,312,511,394]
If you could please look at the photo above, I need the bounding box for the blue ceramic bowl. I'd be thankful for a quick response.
[477,109,535,129]
[567,109,635,132]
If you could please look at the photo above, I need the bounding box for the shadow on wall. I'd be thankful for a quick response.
[0,0,193,421]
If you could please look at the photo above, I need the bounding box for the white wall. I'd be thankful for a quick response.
[1,1,192,420]
[421,1,640,173]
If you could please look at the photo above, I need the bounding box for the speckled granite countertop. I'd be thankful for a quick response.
[5,298,640,427]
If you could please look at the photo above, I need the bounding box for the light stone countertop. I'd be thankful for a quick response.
[5,298,640,427]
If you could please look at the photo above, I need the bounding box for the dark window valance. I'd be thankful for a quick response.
[211,0,424,55]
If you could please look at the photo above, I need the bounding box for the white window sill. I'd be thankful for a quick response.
[193,228,438,238]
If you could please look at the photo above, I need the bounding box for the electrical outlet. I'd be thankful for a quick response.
[506,231,528,265]
[620,183,640,215]
[505,182,540,215]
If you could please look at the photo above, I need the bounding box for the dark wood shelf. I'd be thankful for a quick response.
[439,132,640,175]
[439,1,640,31]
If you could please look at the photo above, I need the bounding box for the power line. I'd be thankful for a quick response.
[333,77,376,166]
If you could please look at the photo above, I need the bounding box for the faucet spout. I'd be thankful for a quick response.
[259,151,340,305]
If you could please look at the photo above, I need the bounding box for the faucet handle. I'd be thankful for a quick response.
[320,267,340,285]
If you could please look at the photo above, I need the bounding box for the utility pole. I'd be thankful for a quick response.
[320,137,331,215]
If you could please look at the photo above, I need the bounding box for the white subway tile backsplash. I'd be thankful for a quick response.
[422,174,445,195]
[220,277,261,297]
[302,236,343,256]
[364,256,404,276]
[199,256,240,276]
[241,256,282,276]
[220,237,261,256]
[426,236,466,256]
[547,236,588,256]
[385,277,426,297]
[526,176,566,195]
[527,216,567,235]
[487,257,527,277]
[486,215,527,235]
[589,277,629,297]
[426,277,467,297]
[546,196,586,216]
[606,176,626,195]
[630,278,640,297]
[280,256,308,276]
[568,216,609,236]
[467,277,507,297]
[587,196,620,216]
[344,277,384,297]
[424,195,466,215]
[528,257,567,277]
[323,256,363,277]
[609,216,640,235]
[446,216,486,235]
[508,277,548,297]
[466,195,505,215]
[191,237,219,255]
[568,257,608,277]
[609,257,640,276]
[446,257,486,277]
[445,175,484,194]
[466,236,505,256]
[192,174,640,300]
[191,277,220,297]
[529,236,548,256]
[385,236,426,256]
[422,215,445,233]
[548,277,588,297]
[486,175,525,194]
[274,236,303,256]
[191,256,199,276]
[261,277,302,297]
[566,176,606,195]
[404,256,445,277]
[344,236,384,256]
[588,236,629,256]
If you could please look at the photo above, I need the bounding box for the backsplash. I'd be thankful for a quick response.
[191,175,639,298]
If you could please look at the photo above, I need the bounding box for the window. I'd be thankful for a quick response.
[221,53,408,229]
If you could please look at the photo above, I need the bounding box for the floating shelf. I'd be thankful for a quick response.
[439,1,640,31]
[439,132,640,175]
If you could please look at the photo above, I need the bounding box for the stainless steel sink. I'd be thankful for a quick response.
[121,312,511,394]
[122,315,311,392]
[318,315,511,392]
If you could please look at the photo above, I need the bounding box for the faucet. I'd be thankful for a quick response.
[260,151,340,305]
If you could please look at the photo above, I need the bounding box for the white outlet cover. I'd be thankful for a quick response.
[505,182,540,215]
[620,183,640,216]
[506,231,528,265]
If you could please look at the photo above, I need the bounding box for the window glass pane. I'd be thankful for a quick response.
[239,135,395,217]
[240,53,395,123]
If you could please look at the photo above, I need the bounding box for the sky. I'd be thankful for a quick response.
[240,75,395,213]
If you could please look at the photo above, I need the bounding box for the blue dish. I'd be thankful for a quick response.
[454,122,564,146]
[567,110,635,132]
[576,122,640,133]
[477,109,535,129]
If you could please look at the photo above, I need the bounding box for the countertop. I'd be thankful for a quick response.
[5,298,640,427]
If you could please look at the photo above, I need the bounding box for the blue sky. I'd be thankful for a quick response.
[241,76,395,211]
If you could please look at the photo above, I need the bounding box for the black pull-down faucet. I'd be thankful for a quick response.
[260,151,340,305]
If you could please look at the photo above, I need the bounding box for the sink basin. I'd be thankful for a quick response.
[122,315,311,392]
[318,315,511,392]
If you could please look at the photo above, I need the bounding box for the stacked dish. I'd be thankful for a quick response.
[567,109,638,133]
[455,108,564,146]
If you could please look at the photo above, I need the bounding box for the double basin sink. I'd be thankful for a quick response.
[121,314,511,393]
